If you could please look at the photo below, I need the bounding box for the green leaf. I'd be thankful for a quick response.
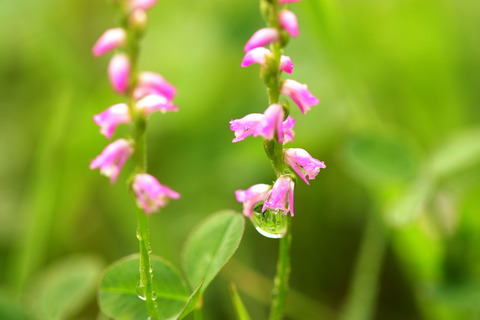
[429,127,480,180]
[168,281,203,320]
[0,294,31,320]
[229,283,252,320]
[28,254,104,320]
[343,131,419,186]
[182,211,245,292]
[98,254,190,320]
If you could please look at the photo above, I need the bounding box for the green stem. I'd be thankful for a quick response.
[137,209,160,320]
[268,220,292,320]
[121,7,159,320]
[339,210,387,320]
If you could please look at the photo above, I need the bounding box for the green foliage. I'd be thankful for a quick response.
[182,210,245,292]
[229,283,252,320]
[99,255,191,320]
[29,255,104,320]
[99,211,245,319]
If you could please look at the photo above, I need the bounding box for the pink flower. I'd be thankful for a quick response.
[90,139,133,183]
[279,0,301,3]
[130,0,158,10]
[284,148,326,185]
[241,48,294,74]
[92,28,126,57]
[93,103,131,139]
[136,94,179,114]
[244,28,280,52]
[281,79,319,114]
[230,110,296,143]
[241,47,271,67]
[109,54,130,94]
[235,184,271,218]
[279,10,299,37]
[258,104,284,142]
[132,173,180,214]
[135,72,177,101]
[282,116,296,143]
[262,176,295,216]
[280,55,294,74]
[229,113,264,143]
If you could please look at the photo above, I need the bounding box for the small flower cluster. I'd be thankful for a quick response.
[232,0,325,219]
[90,0,179,214]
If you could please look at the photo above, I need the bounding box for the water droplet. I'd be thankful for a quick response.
[136,283,146,301]
[251,203,288,238]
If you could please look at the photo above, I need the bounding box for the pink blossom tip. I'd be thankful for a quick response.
[244,28,280,52]
[279,10,299,38]
[130,0,158,10]
[133,173,180,214]
[136,94,179,115]
[93,103,131,139]
[284,148,326,185]
[229,113,264,142]
[92,28,126,57]
[136,72,177,101]
[281,79,319,114]
[280,55,294,74]
[241,47,271,67]
[235,184,271,218]
[90,139,133,183]
[262,176,295,216]
[279,0,301,3]
[108,54,130,94]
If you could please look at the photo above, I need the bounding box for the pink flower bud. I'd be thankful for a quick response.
[280,55,294,74]
[90,139,133,183]
[258,104,284,142]
[241,47,271,67]
[93,103,131,139]
[284,148,326,185]
[136,72,177,101]
[279,0,301,3]
[281,79,319,114]
[262,176,295,216]
[282,116,296,143]
[279,10,299,38]
[133,173,180,214]
[108,54,130,94]
[92,28,126,57]
[235,184,271,218]
[241,48,294,74]
[229,113,264,143]
[136,94,179,115]
[130,0,158,10]
[244,28,280,52]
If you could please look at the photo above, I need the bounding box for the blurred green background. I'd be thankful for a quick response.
[1,0,480,319]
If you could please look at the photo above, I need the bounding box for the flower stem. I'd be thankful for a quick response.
[137,209,160,320]
[269,219,292,320]
[121,6,159,319]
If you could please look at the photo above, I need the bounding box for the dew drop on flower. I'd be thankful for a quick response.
[251,203,288,238]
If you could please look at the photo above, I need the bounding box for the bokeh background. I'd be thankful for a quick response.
[1,0,480,319]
